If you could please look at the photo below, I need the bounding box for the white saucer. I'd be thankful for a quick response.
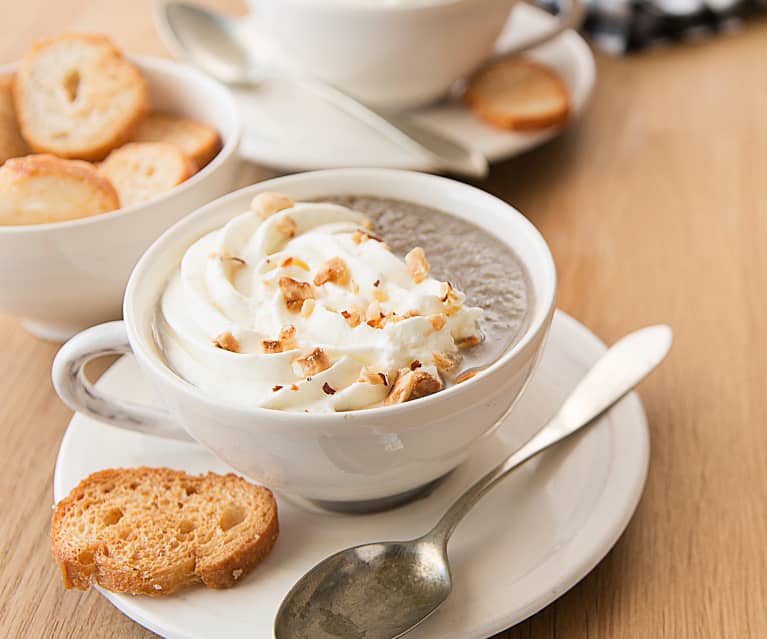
[53,311,648,639]
[226,5,596,171]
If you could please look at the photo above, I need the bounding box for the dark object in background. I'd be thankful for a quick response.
[535,0,767,53]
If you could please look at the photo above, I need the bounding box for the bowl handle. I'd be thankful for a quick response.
[52,321,194,442]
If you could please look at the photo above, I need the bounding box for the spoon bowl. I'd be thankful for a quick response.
[275,539,451,639]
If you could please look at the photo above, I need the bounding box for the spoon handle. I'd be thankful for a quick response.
[427,325,673,544]
[291,77,489,178]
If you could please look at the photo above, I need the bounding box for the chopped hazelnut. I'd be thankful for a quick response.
[358,367,389,386]
[281,256,310,271]
[429,315,447,331]
[290,383,299,391]
[373,279,380,287]
[272,385,283,392]
[456,370,478,384]
[405,247,430,284]
[439,281,460,305]
[279,277,315,313]
[341,307,361,328]
[351,229,384,244]
[294,347,332,376]
[314,257,350,287]
[365,301,385,328]
[433,351,462,372]
[301,298,316,318]
[322,382,336,395]
[212,332,239,353]
[456,334,482,350]
[409,360,422,370]
[384,368,442,405]
[276,215,297,239]
[250,192,294,219]
[261,339,283,354]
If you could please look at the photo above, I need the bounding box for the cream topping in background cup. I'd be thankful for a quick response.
[245,0,584,110]
[52,169,556,509]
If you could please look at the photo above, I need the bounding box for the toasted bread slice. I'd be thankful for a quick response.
[51,467,279,596]
[465,59,570,131]
[0,154,119,225]
[130,113,221,168]
[0,76,29,163]
[99,142,197,207]
[14,34,148,161]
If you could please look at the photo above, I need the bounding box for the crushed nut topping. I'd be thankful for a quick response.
[409,360,422,370]
[456,335,482,350]
[372,288,388,302]
[384,368,442,405]
[405,247,430,284]
[433,351,462,372]
[351,229,384,245]
[439,281,460,305]
[341,307,361,328]
[272,385,283,392]
[455,370,478,384]
[358,367,389,386]
[276,215,297,238]
[429,315,447,331]
[250,192,294,219]
[314,256,350,287]
[403,310,421,319]
[301,298,316,318]
[365,301,385,328]
[279,277,315,312]
[281,256,310,271]
[261,339,283,354]
[212,332,239,353]
[290,383,299,391]
[373,279,380,287]
[322,382,336,395]
[295,347,331,376]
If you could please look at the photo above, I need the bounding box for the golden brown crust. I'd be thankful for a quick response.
[0,154,119,225]
[50,467,279,596]
[0,76,29,162]
[13,33,149,161]
[129,113,221,168]
[465,58,570,132]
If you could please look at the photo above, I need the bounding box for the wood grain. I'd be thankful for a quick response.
[1,2,766,638]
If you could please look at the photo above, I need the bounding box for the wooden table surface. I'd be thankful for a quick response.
[2,2,766,638]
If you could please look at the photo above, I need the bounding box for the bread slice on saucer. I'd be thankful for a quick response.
[50,467,279,596]
[0,76,29,163]
[465,58,570,131]
[13,34,148,160]
[99,141,197,207]
[129,113,221,168]
[0,154,119,225]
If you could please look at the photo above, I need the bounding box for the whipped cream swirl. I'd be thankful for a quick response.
[157,195,483,412]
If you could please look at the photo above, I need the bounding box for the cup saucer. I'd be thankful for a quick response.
[198,4,595,172]
[53,311,648,639]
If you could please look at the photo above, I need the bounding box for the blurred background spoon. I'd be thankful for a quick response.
[275,325,672,639]
[158,2,489,178]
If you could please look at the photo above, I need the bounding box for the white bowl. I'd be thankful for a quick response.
[53,169,556,510]
[0,57,241,341]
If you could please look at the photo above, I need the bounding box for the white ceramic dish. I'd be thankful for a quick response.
[52,169,556,508]
[220,4,595,171]
[0,57,241,342]
[246,0,581,110]
[53,311,650,639]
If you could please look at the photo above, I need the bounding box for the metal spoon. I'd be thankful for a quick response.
[275,325,672,639]
[158,2,489,178]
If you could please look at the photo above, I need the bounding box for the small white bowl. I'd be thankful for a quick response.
[0,56,241,341]
[53,169,556,510]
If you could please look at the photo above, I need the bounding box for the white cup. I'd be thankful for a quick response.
[245,0,584,110]
[52,169,556,511]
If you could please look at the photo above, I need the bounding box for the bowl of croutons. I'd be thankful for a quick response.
[0,33,241,341]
